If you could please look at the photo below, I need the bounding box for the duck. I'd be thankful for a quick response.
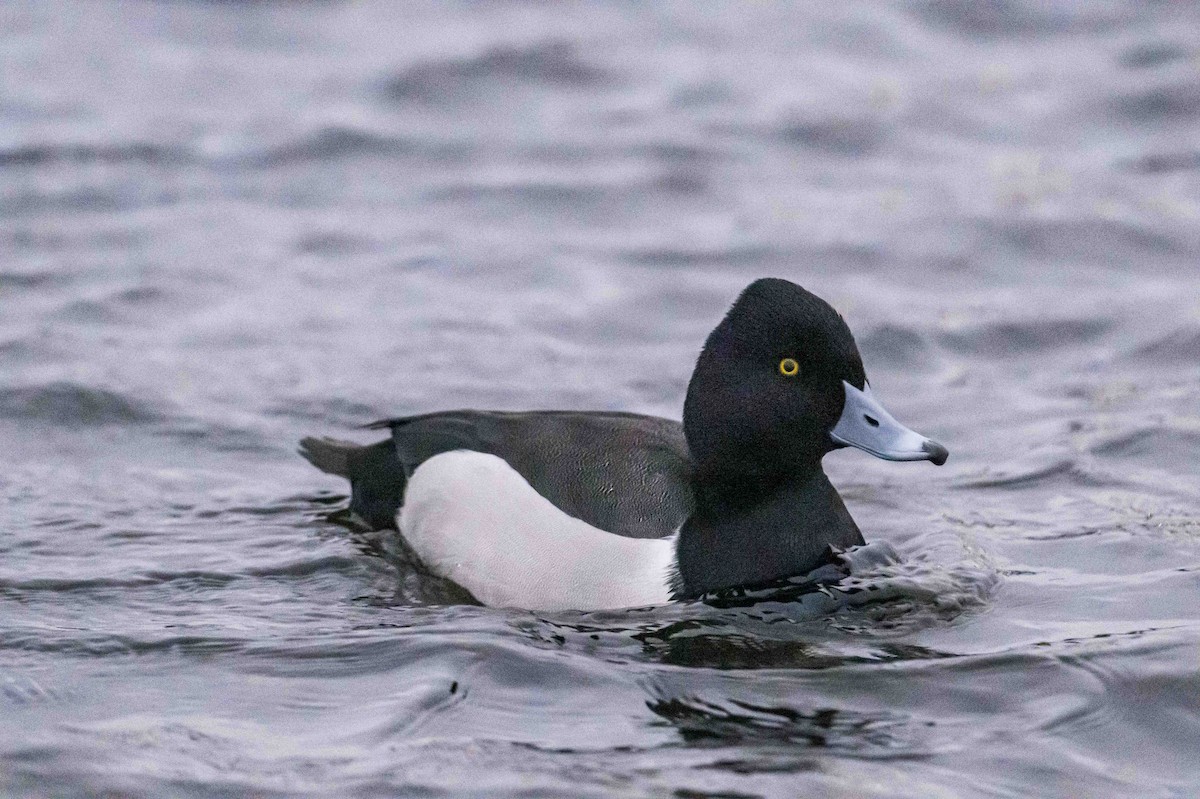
[300,277,947,611]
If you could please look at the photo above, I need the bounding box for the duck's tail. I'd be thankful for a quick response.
[298,437,360,478]
[299,436,406,530]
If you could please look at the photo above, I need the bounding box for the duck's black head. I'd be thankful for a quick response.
[675,277,947,598]
[683,278,946,497]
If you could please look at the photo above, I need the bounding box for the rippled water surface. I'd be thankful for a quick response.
[3,2,1200,796]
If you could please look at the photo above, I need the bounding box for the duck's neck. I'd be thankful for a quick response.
[673,465,864,599]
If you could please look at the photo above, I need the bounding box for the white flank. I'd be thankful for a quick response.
[398,451,675,611]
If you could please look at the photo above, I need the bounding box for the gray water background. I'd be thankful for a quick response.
[3,2,1200,796]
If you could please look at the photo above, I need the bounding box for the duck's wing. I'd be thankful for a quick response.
[303,410,694,539]
[372,410,694,540]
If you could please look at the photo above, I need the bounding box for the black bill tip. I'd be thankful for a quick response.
[922,439,949,466]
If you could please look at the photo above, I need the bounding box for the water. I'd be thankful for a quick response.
[3,2,1199,796]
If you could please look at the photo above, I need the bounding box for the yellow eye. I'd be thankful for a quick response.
[779,357,800,377]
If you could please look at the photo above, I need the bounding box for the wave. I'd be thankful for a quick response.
[954,457,1076,490]
[937,316,1110,356]
[0,270,56,288]
[0,552,373,597]
[381,41,615,104]
[645,689,923,753]
[1088,425,1200,469]
[1124,150,1200,174]
[858,324,939,371]
[777,114,891,157]
[53,286,171,324]
[0,382,165,427]
[977,216,1190,261]
[3,187,162,217]
[0,141,186,168]
[621,241,879,271]
[624,243,779,268]
[0,631,245,658]
[1119,41,1190,70]
[1113,79,1200,123]
[242,125,452,167]
[1128,323,1200,362]
[913,0,1132,39]
[424,179,620,208]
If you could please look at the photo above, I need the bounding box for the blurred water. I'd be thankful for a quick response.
[2,2,1199,797]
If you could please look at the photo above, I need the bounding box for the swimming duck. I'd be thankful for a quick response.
[300,278,947,610]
